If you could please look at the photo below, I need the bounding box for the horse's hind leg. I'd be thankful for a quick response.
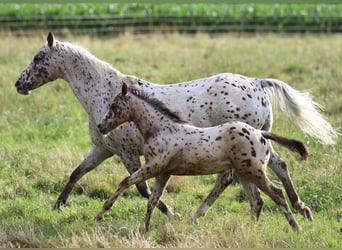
[188,169,234,224]
[145,174,171,232]
[54,145,113,211]
[268,148,313,220]
[252,174,302,231]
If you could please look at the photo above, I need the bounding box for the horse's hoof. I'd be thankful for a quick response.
[187,216,198,224]
[294,201,313,221]
[304,207,314,221]
[52,201,65,212]
[172,213,181,221]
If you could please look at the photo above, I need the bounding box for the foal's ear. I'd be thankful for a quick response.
[122,81,128,96]
[47,32,55,48]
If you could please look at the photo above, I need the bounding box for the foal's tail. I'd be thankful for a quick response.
[259,78,338,145]
[262,132,309,160]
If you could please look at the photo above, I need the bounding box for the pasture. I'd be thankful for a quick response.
[0,33,341,247]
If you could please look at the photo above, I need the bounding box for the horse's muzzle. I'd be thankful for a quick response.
[15,80,30,95]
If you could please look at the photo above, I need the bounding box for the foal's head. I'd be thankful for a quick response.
[98,82,131,135]
[15,32,62,95]
[98,81,187,135]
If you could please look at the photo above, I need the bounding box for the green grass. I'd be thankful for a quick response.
[0,33,341,247]
[1,3,342,34]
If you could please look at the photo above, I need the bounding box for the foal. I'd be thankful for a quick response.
[95,82,308,232]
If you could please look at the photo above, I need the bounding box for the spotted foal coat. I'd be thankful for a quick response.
[15,32,335,220]
[95,83,309,232]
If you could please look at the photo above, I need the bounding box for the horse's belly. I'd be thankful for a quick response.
[169,158,231,176]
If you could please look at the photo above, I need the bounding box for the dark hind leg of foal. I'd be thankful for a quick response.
[189,169,235,223]
[252,174,302,231]
[239,177,264,219]
[189,170,264,223]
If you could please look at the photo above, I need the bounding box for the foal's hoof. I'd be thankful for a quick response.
[187,216,198,225]
[94,213,104,222]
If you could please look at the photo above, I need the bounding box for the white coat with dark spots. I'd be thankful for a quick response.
[95,82,309,232]
[15,32,335,220]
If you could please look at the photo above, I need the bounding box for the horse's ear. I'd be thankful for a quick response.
[122,81,128,96]
[47,32,55,48]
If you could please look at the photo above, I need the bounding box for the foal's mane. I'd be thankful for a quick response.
[128,87,188,124]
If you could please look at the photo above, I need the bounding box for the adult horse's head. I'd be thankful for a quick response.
[15,32,61,95]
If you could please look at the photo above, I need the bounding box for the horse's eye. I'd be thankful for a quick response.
[33,55,40,63]
[33,53,43,63]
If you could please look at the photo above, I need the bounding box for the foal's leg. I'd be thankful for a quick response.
[54,145,113,211]
[239,177,264,220]
[144,174,171,232]
[268,148,313,220]
[188,169,234,224]
[120,152,179,220]
[95,162,161,221]
[251,173,302,231]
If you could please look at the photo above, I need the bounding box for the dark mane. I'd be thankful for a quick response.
[128,87,188,124]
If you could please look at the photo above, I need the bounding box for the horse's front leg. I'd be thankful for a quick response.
[268,147,313,221]
[144,174,171,232]
[188,169,235,224]
[54,145,113,211]
[121,152,179,220]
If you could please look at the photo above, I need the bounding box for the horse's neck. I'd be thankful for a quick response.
[60,43,124,123]
[129,96,176,140]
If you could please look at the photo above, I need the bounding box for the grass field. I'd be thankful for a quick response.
[0,32,341,247]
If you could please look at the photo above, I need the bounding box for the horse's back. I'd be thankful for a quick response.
[139,73,271,129]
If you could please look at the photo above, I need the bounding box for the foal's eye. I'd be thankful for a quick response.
[114,107,121,115]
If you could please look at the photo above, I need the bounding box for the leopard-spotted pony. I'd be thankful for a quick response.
[15,32,336,220]
[95,82,309,232]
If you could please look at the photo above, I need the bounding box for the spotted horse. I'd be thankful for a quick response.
[15,32,336,221]
[95,82,309,232]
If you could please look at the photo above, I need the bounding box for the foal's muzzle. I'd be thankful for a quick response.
[98,123,109,135]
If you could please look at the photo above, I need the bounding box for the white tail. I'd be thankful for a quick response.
[260,78,338,145]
